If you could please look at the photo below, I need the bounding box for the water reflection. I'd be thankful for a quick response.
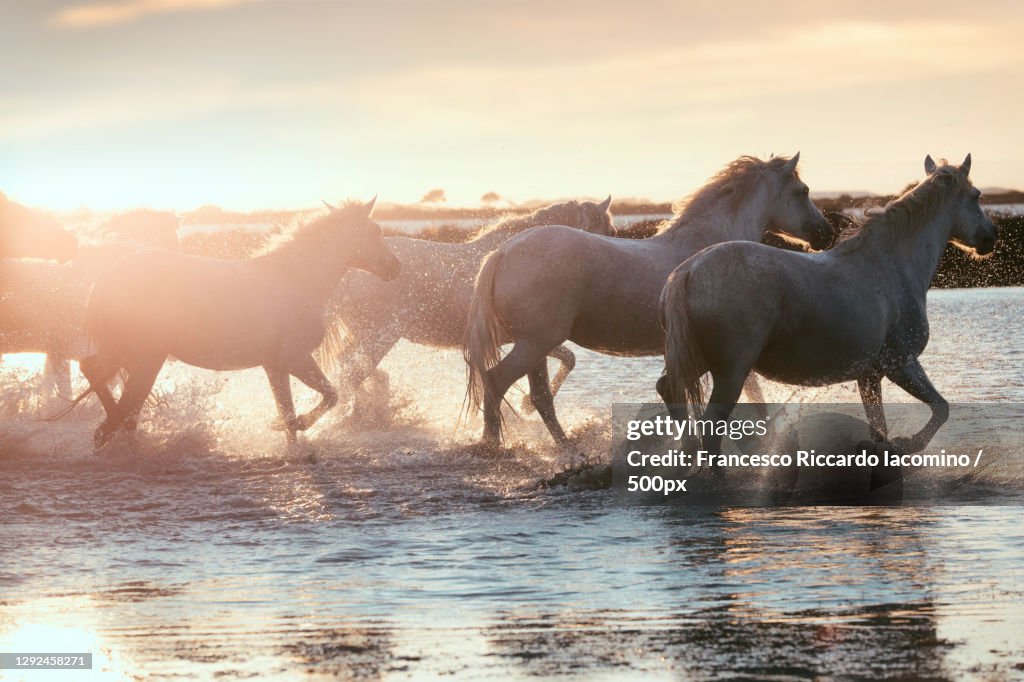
[484,506,952,678]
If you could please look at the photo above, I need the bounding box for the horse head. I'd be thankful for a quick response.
[580,195,615,236]
[325,197,401,281]
[925,154,997,257]
[763,152,837,251]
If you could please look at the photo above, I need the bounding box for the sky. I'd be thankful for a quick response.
[2,0,1023,210]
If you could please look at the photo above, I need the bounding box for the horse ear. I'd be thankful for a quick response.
[924,155,937,175]
[598,195,612,212]
[364,195,377,217]
[782,152,800,176]
[959,153,972,176]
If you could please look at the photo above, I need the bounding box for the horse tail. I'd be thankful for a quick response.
[662,270,706,411]
[463,248,506,418]
[42,386,95,422]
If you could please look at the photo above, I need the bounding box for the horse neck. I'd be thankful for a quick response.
[653,184,771,254]
[903,209,956,294]
[856,203,956,295]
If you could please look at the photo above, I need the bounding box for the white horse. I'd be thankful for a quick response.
[465,154,836,444]
[660,155,996,461]
[328,198,613,412]
[77,198,400,446]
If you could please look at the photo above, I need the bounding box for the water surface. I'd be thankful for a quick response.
[1,288,1022,680]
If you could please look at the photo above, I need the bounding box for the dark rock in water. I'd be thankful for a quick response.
[765,412,903,505]
[539,463,613,491]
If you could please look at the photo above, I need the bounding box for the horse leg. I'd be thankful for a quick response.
[288,354,339,431]
[857,373,888,441]
[521,345,575,415]
[656,371,690,424]
[482,341,551,445]
[44,353,72,398]
[701,368,749,471]
[108,357,164,437]
[264,365,298,443]
[526,360,568,445]
[884,358,949,454]
[338,326,400,397]
[80,353,120,419]
[740,374,769,421]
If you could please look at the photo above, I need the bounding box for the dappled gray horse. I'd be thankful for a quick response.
[660,155,996,462]
[329,198,613,412]
[466,154,835,445]
[78,199,400,446]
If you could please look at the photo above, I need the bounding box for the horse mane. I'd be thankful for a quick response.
[257,200,366,259]
[834,161,972,253]
[467,200,586,242]
[658,155,797,234]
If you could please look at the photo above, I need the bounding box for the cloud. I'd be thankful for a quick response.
[350,19,1024,134]
[0,81,343,143]
[50,0,257,29]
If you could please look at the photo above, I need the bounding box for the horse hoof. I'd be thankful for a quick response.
[271,417,301,432]
[293,415,315,431]
[855,440,878,457]
[93,425,115,447]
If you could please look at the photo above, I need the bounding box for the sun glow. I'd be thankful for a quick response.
[1,3,1021,211]
[0,597,135,681]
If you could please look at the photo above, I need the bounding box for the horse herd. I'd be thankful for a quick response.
[0,153,997,461]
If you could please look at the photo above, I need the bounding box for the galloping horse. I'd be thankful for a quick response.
[465,154,835,445]
[0,193,77,262]
[78,198,400,446]
[660,155,996,461]
[329,198,613,411]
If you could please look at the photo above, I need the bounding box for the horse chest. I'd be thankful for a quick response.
[882,308,930,363]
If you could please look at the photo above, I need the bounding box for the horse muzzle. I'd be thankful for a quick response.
[379,257,401,281]
[810,218,839,251]
[974,236,997,257]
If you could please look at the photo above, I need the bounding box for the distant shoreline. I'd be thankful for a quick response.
[149,190,1024,226]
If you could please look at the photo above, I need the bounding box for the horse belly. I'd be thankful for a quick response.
[401,286,469,348]
[756,332,881,386]
[567,273,665,356]
[569,307,663,356]
[163,302,299,371]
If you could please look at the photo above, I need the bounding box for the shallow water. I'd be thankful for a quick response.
[1,288,1023,680]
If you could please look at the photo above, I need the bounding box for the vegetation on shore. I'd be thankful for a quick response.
[173,198,1024,288]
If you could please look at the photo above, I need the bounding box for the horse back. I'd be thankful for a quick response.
[493,226,670,354]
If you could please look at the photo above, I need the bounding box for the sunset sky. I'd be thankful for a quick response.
[2,0,1023,210]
